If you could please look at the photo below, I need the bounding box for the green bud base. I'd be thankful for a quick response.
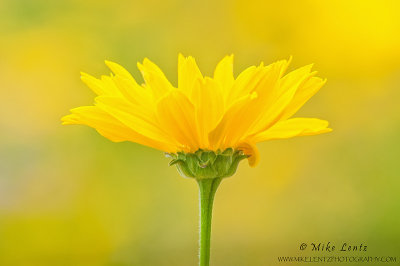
[167,148,248,179]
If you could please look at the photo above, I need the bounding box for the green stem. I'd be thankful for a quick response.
[197,177,222,266]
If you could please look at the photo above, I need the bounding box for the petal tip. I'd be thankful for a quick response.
[288,55,293,64]
[104,60,117,69]
[80,71,89,78]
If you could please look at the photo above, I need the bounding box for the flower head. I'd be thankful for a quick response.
[62,54,331,167]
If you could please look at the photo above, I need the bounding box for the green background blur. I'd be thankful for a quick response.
[1,0,399,265]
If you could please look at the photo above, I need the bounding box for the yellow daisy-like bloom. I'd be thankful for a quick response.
[62,54,331,167]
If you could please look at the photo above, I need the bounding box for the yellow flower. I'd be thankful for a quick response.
[62,54,331,167]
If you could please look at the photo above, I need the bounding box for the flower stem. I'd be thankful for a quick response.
[197,177,222,266]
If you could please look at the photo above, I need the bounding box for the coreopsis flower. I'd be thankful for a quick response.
[62,54,331,173]
[62,54,331,266]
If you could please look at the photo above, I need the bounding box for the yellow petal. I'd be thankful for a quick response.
[245,64,316,136]
[81,70,132,97]
[225,65,260,105]
[95,96,177,147]
[274,64,314,98]
[137,58,173,99]
[225,58,290,107]
[61,107,131,142]
[218,60,290,146]
[80,72,106,95]
[156,89,200,152]
[111,74,155,109]
[235,141,259,167]
[99,75,122,95]
[214,54,234,97]
[191,77,224,148]
[251,59,291,98]
[252,118,332,143]
[178,54,203,97]
[61,106,174,151]
[105,60,136,82]
[208,92,257,149]
[105,60,153,105]
[279,77,327,120]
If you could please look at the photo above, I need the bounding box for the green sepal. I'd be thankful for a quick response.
[167,148,249,179]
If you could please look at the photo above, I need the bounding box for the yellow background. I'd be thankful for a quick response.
[1,0,399,265]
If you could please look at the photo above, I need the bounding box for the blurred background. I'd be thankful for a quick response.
[1,0,399,265]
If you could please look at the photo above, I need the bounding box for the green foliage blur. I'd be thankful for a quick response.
[1,0,399,265]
